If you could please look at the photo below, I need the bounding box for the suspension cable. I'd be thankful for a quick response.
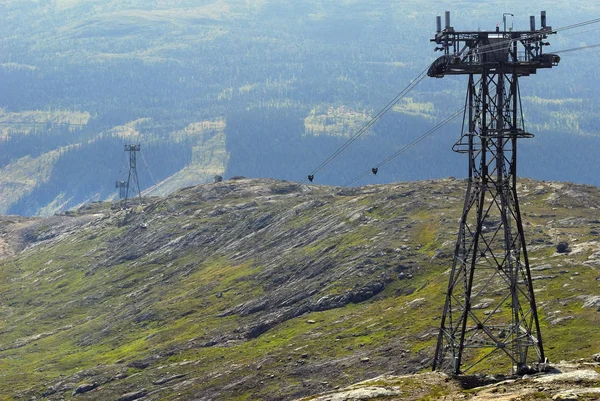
[343,107,465,186]
[341,30,600,187]
[556,26,600,38]
[140,151,158,189]
[303,66,430,183]
[553,43,600,54]
[555,17,600,32]
[302,18,600,185]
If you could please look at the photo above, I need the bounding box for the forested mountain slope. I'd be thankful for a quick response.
[1,1,600,215]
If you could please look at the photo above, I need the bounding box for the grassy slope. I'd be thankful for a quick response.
[0,178,598,400]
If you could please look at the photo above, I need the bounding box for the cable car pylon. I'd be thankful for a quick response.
[429,11,560,375]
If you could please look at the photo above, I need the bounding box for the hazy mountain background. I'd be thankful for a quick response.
[1,0,600,216]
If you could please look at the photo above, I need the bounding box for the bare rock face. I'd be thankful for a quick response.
[117,390,146,401]
[42,381,75,397]
[73,383,98,395]
[556,241,571,253]
[552,393,578,401]
[534,369,600,383]
[310,281,386,312]
[152,374,187,385]
[4,178,600,401]
[552,388,600,401]
[71,383,97,395]
[579,295,600,310]
[308,386,401,401]
[296,363,600,401]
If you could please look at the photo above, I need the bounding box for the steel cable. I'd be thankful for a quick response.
[302,66,430,183]
[303,17,600,185]
[343,107,465,186]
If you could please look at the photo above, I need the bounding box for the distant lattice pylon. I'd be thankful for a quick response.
[124,144,142,205]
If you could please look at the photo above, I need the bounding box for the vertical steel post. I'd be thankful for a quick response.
[428,16,559,370]
[124,144,143,206]
[429,12,558,374]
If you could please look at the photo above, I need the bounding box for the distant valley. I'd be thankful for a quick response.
[1,0,600,215]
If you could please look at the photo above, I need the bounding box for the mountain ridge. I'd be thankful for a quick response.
[0,177,598,400]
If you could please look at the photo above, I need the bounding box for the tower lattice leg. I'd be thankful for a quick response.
[124,144,143,206]
[433,72,544,375]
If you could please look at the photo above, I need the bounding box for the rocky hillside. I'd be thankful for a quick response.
[296,360,600,401]
[0,178,598,400]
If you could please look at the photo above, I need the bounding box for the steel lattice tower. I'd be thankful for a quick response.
[115,180,128,200]
[124,144,143,205]
[429,12,560,375]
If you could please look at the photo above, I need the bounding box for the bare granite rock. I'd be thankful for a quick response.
[308,386,401,401]
[72,383,97,395]
[117,389,147,401]
[534,369,600,383]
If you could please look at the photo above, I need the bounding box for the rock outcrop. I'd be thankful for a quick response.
[1,178,599,401]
